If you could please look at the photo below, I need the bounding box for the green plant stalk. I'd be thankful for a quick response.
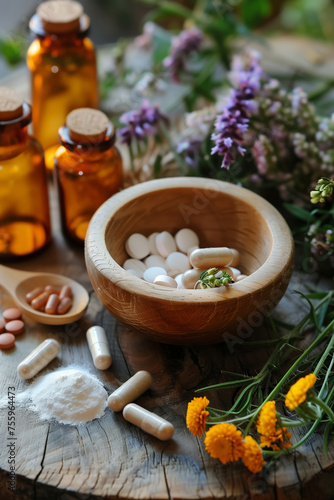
[244,318,334,434]
[309,396,334,422]
[159,122,189,174]
[313,335,334,376]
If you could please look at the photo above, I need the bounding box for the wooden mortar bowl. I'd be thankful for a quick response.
[85,177,294,345]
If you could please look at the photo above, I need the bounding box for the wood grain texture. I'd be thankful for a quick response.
[0,181,333,500]
[85,178,294,344]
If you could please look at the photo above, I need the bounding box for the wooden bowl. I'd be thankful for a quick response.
[85,177,294,345]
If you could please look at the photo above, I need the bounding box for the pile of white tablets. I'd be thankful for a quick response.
[123,228,248,289]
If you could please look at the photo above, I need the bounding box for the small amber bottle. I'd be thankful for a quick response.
[27,0,98,171]
[0,87,51,259]
[55,108,123,243]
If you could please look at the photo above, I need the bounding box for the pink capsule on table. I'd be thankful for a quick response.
[57,297,73,315]
[31,291,50,310]
[45,285,61,295]
[45,294,60,315]
[59,285,73,300]
[26,287,44,304]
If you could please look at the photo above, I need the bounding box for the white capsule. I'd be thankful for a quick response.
[143,266,167,283]
[175,228,200,253]
[123,258,147,278]
[155,231,176,258]
[123,403,174,441]
[108,370,153,412]
[86,326,112,370]
[181,268,201,289]
[148,232,159,255]
[144,254,166,269]
[17,339,60,380]
[165,251,191,274]
[227,266,241,279]
[154,275,178,288]
[125,233,150,260]
[190,247,240,269]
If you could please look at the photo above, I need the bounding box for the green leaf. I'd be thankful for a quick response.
[0,37,24,66]
[152,25,172,65]
[153,154,162,177]
[241,0,271,29]
[284,203,313,222]
[323,420,332,459]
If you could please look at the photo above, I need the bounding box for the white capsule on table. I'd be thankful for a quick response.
[175,228,200,254]
[190,247,240,269]
[143,266,167,283]
[108,370,153,412]
[175,274,185,289]
[123,403,174,441]
[148,232,159,255]
[17,339,60,380]
[181,268,201,289]
[154,275,178,288]
[144,254,166,269]
[123,258,147,278]
[165,252,191,274]
[155,231,176,258]
[86,326,112,370]
[125,233,150,260]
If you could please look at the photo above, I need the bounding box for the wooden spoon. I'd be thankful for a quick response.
[0,264,89,325]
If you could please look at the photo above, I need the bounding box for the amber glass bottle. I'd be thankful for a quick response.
[0,88,51,259]
[27,0,98,171]
[55,108,123,243]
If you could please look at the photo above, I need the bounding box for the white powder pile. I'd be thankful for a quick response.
[20,366,108,425]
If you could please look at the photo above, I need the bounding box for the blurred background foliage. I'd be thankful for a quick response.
[2,0,334,68]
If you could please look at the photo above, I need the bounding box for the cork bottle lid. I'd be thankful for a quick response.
[66,108,111,143]
[0,87,24,121]
[37,1,83,34]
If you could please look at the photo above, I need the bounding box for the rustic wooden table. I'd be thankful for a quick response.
[1,35,334,500]
[0,177,334,500]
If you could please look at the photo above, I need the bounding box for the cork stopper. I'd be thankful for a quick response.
[37,1,83,34]
[0,87,24,121]
[66,108,111,143]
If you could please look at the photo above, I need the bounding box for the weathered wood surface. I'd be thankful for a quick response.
[0,179,333,500]
[1,34,334,500]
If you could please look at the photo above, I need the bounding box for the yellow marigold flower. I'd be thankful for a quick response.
[186,396,210,437]
[285,373,317,410]
[242,436,266,473]
[256,401,292,451]
[204,423,244,464]
[256,401,277,437]
[259,427,292,451]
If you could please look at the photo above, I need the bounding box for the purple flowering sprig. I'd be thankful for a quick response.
[118,100,169,148]
[211,51,263,169]
[118,100,189,174]
[163,28,203,83]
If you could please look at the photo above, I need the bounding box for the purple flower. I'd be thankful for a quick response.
[118,100,169,146]
[163,28,203,83]
[211,51,263,169]
[177,138,202,168]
